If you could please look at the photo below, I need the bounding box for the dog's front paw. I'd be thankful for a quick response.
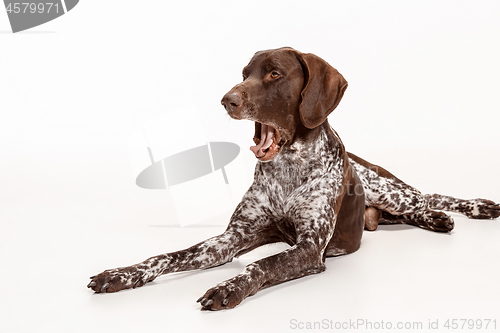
[197,271,263,310]
[87,265,157,293]
[466,199,500,219]
[197,280,246,310]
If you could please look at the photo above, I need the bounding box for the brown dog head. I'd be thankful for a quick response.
[221,47,348,161]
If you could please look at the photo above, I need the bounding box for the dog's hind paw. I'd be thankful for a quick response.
[465,199,500,219]
[427,211,455,232]
[406,210,455,232]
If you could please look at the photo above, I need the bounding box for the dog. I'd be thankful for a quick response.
[88,47,500,310]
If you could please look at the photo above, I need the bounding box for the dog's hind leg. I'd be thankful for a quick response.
[349,153,455,232]
[425,194,500,219]
[375,194,500,232]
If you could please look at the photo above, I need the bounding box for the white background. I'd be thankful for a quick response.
[1,1,499,332]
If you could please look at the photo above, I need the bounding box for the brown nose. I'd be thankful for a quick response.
[221,92,242,115]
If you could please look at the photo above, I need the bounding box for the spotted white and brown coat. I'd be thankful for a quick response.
[88,47,499,310]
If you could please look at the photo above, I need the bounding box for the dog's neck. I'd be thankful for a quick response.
[256,122,344,187]
[285,121,342,159]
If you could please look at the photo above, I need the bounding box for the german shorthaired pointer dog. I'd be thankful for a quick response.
[88,47,500,310]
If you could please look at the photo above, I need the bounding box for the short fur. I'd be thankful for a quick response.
[88,47,499,310]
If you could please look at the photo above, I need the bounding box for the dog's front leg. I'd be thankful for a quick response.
[198,192,337,310]
[87,193,273,294]
[87,231,242,293]
[197,227,334,310]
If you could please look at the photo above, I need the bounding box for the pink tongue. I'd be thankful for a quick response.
[250,124,274,158]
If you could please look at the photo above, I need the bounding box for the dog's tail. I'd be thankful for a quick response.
[425,193,500,219]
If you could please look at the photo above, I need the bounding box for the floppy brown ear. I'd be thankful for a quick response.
[297,52,348,129]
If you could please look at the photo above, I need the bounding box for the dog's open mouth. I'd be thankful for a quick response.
[250,122,282,161]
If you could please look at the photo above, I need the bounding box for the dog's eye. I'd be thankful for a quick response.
[270,71,280,79]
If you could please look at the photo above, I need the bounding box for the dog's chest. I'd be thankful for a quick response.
[253,129,343,213]
[258,151,313,194]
